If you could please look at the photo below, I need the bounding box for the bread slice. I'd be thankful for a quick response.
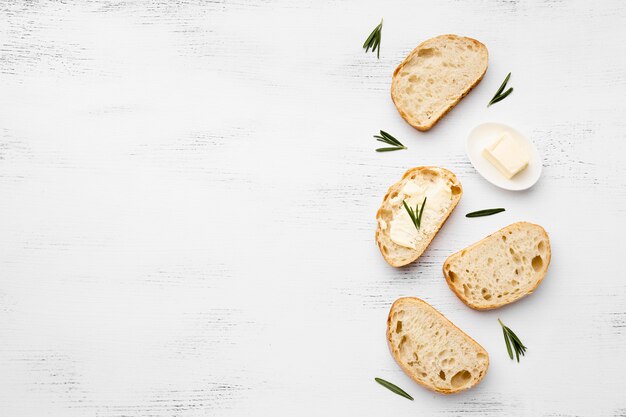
[391,34,488,131]
[443,222,551,310]
[387,297,489,394]
[376,167,462,267]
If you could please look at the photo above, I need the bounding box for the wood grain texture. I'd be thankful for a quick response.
[1,0,625,415]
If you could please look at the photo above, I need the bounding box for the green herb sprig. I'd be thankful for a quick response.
[402,197,427,230]
[498,319,527,362]
[488,72,514,107]
[374,130,406,152]
[374,377,413,401]
[466,208,505,218]
[363,19,383,59]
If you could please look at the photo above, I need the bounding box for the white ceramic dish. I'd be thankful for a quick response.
[466,122,542,191]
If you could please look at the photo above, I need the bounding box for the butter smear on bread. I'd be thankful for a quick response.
[376,167,462,267]
[382,178,453,249]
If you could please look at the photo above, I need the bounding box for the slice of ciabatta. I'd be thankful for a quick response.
[387,297,489,394]
[391,34,488,131]
[376,167,462,267]
[443,222,551,310]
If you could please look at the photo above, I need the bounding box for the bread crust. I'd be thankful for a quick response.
[375,167,462,267]
[443,222,551,310]
[386,297,489,394]
[391,34,488,131]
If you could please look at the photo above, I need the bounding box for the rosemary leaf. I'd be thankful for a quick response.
[375,137,394,144]
[376,147,405,152]
[402,200,415,220]
[416,196,427,228]
[506,328,527,352]
[379,130,402,146]
[498,319,527,362]
[363,19,383,59]
[402,197,427,230]
[489,87,514,106]
[374,135,400,147]
[493,72,511,99]
[363,31,377,50]
[374,377,414,401]
[373,130,406,152]
[502,326,513,360]
[488,72,514,107]
[466,208,505,218]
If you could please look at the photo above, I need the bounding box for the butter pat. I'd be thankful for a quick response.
[482,133,529,179]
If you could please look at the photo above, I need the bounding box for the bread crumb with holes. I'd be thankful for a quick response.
[391,34,488,131]
[387,297,489,394]
[443,222,551,309]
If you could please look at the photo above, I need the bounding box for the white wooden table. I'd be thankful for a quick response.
[1,1,625,415]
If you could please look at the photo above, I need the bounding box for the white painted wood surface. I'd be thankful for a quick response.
[1,1,625,415]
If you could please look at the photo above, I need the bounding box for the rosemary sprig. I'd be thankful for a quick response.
[498,319,527,362]
[466,208,505,218]
[374,130,406,152]
[363,19,383,59]
[492,72,510,98]
[488,72,514,107]
[402,197,427,229]
[374,377,414,401]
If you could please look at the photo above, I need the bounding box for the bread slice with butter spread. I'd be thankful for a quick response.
[443,222,551,310]
[391,34,488,131]
[376,167,462,267]
[387,297,489,394]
